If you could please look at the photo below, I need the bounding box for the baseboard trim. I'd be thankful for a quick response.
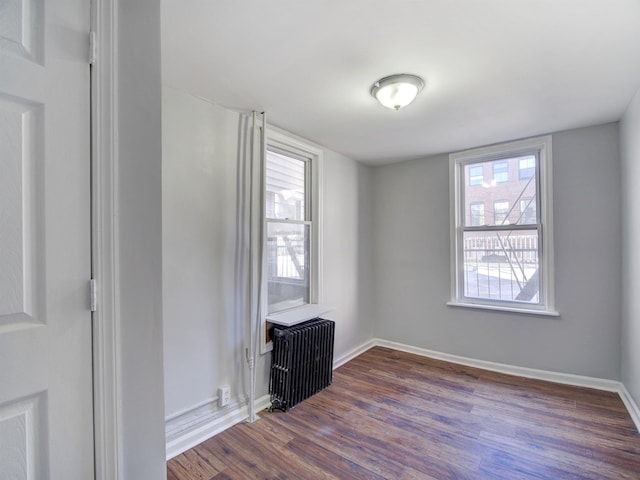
[165,340,370,460]
[333,339,376,369]
[371,338,640,434]
[618,384,640,433]
[165,394,271,460]
[166,339,640,459]
[373,338,621,392]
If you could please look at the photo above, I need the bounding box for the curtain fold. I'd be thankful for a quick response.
[235,111,266,422]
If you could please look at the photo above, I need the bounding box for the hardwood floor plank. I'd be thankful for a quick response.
[167,447,224,480]
[285,435,390,480]
[263,402,420,479]
[199,420,339,480]
[167,347,640,479]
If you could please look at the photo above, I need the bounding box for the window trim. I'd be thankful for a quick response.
[261,127,324,350]
[264,149,311,314]
[448,135,557,316]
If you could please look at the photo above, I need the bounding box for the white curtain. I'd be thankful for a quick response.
[235,112,266,422]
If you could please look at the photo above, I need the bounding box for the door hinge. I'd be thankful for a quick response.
[89,278,98,312]
[89,31,97,65]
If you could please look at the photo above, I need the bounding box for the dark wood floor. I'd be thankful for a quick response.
[167,347,640,479]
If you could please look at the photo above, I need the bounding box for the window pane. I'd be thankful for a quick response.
[494,200,509,224]
[468,165,483,186]
[492,161,508,183]
[265,149,307,221]
[464,156,537,227]
[519,198,536,224]
[462,230,540,304]
[266,222,310,313]
[452,136,552,313]
[469,202,485,226]
[519,155,536,180]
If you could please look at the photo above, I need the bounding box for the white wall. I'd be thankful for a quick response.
[117,1,167,478]
[322,150,375,358]
[162,88,374,441]
[162,88,245,418]
[620,88,640,407]
[372,123,622,379]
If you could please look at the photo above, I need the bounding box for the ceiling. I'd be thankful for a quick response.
[162,0,640,166]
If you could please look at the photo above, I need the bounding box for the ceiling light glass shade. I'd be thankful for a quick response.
[371,74,425,110]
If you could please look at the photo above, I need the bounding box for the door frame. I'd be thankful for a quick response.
[91,0,122,478]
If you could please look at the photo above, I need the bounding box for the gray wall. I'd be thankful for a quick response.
[323,150,375,356]
[372,123,622,379]
[162,88,374,422]
[621,88,640,406]
[162,88,246,417]
[118,0,167,478]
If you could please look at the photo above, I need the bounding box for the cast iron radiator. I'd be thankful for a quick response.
[269,318,335,412]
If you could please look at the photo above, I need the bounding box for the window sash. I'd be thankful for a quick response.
[460,226,542,305]
[265,149,311,315]
[265,148,310,222]
[450,135,555,315]
[263,131,321,321]
[461,156,539,228]
[265,220,311,313]
[461,160,542,305]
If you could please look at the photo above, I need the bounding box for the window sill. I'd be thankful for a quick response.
[446,301,559,317]
[266,304,334,327]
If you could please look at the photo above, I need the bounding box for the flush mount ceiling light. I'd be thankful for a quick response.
[370,74,425,111]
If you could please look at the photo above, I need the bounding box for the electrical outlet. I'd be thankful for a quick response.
[218,385,231,407]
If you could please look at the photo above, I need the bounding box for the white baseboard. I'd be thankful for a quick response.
[373,338,621,392]
[165,394,271,460]
[618,384,640,433]
[166,339,640,459]
[372,338,640,434]
[333,339,375,369]
[164,339,371,460]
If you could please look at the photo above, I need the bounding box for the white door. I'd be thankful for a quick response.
[0,0,94,478]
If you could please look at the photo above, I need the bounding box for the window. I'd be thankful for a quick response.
[520,198,536,224]
[265,149,310,313]
[492,160,508,183]
[468,165,483,186]
[493,200,510,225]
[469,202,485,226]
[263,129,322,320]
[519,156,535,180]
[449,136,556,315]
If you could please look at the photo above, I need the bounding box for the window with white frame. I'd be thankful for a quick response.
[519,197,536,224]
[492,160,509,183]
[469,165,484,186]
[469,202,485,226]
[264,131,320,316]
[449,136,556,314]
[519,156,535,180]
[493,200,510,225]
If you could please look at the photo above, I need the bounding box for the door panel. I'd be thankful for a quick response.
[0,0,93,478]
[0,95,44,331]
